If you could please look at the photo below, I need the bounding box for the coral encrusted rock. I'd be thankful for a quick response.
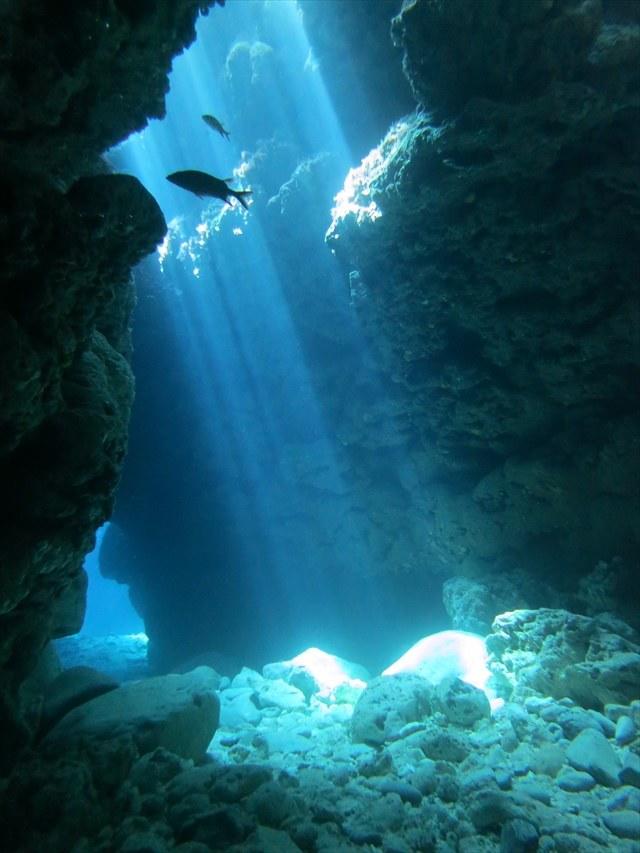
[327,0,640,598]
[486,608,640,708]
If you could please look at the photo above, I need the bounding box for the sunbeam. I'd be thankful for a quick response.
[99,0,446,674]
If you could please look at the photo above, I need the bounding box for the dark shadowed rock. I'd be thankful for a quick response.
[39,665,119,738]
[392,0,606,114]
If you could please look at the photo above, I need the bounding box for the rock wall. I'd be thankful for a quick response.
[0,0,214,767]
[328,0,639,604]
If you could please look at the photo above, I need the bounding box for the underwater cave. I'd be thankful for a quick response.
[0,1,639,850]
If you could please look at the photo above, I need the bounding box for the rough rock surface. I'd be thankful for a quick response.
[487,608,640,708]
[433,676,491,727]
[351,673,432,745]
[327,0,640,601]
[3,637,639,852]
[1,1,214,182]
[441,574,556,635]
[0,1,213,767]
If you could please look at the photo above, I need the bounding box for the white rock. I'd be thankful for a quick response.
[263,646,370,695]
[219,688,262,727]
[325,703,353,724]
[231,667,264,690]
[382,630,491,693]
[255,679,306,710]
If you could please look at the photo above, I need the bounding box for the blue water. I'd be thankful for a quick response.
[93,0,446,671]
[81,524,144,636]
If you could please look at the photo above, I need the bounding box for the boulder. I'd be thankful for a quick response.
[566,729,621,788]
[254,679,306,711]
[42,666,220,762]
[620,750,640,788]
[39,665,119,737]
[602,811,640,841]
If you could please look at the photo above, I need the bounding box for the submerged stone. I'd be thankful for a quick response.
[557,768,597,793]
[351,673,432,746]
[42,667,220,763]
[500,818,538,853]
[566,729,621,788]
[433,675,491,727]
[602,810,640,840]
[615,714,636,746]
[39,665,119,738]
[619,750,640,788]
[382,631,491,695]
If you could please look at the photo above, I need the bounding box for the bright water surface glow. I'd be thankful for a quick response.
[97,0,445,671]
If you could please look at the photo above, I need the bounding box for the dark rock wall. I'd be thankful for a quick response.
[328,0,639,608]
[0,1,213,767]
[298,0,415,156]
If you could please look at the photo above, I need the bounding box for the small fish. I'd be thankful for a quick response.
[202,114,230,140]
[166,170,252,210]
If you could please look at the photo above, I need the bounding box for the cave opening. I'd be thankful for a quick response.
[4,0,640,848]
[68,0,447,677]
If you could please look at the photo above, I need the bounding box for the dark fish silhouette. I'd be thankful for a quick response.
[166,170,251,210]
[202,114,230,140]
